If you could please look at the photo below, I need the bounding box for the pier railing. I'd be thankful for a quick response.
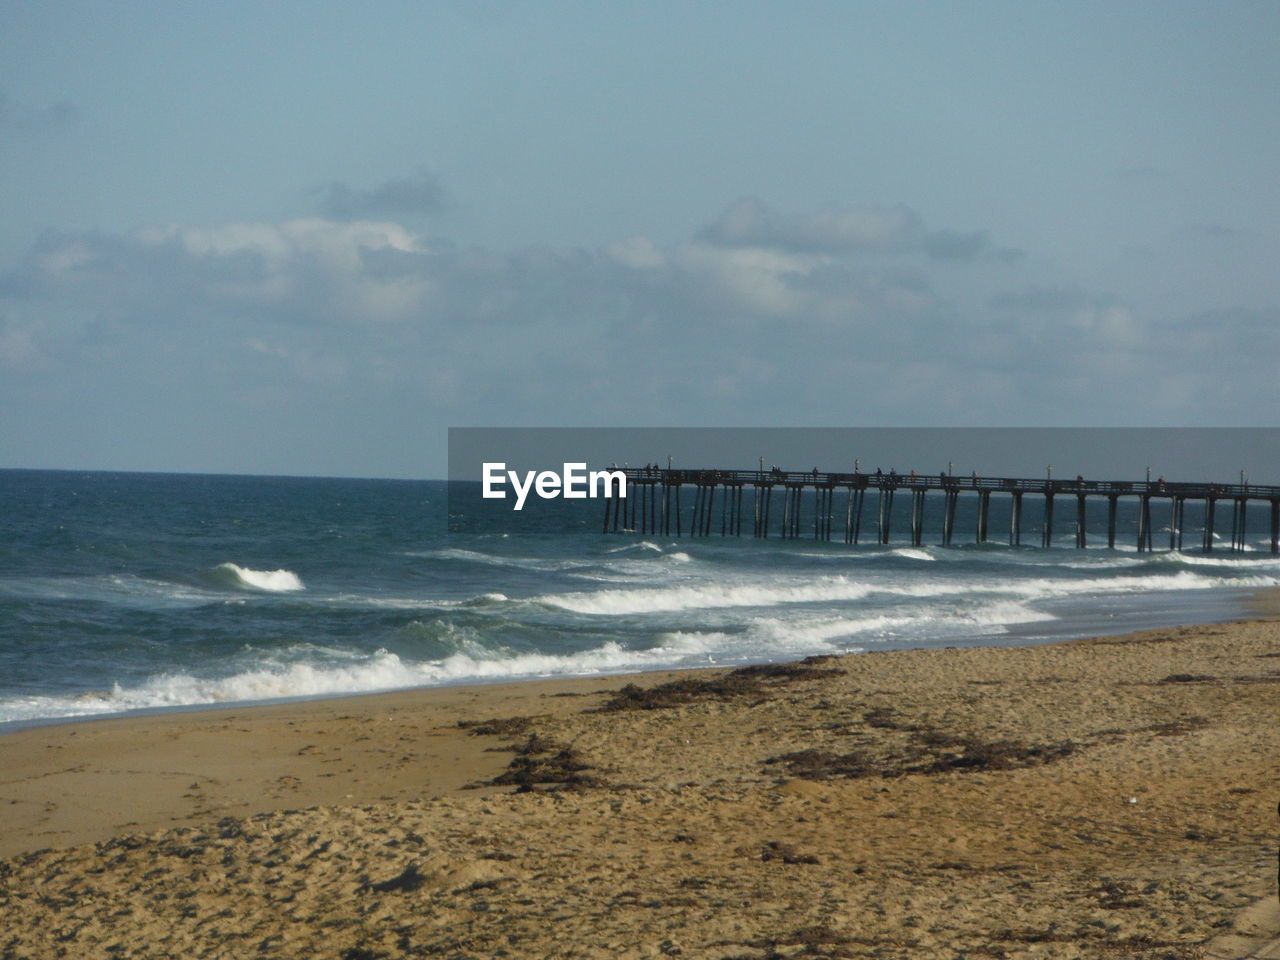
[604,468,1280,553]
[621,467,1279,499]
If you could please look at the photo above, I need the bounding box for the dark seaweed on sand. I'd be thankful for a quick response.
[487,734,605,792]
[456,715,542,737]
[592,658,844,712]
[769,730,1077,781]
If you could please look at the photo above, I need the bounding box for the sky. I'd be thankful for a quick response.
[1,2,1278,479]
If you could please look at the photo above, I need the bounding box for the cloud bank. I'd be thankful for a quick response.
[1,194,1275,474]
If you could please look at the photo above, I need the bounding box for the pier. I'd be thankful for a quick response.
[601,468,1280,554]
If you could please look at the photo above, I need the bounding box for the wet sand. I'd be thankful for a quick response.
[1,616,1278,959]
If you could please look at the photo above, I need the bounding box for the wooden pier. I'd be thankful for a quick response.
[601,468,1280,554]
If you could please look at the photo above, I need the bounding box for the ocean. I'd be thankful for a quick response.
[2,468,1277,730]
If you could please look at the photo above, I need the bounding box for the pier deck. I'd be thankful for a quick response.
[604,468,1280,553]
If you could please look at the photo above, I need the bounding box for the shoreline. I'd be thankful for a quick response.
[0,666,714,860]
[1,579,1265,740]
[2,591,1276,858]
[2,612,1278,957]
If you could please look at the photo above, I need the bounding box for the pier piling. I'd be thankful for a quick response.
[911,489,926,546]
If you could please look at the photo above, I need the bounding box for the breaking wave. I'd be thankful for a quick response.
[0,637,713,725]
[534,567,1277,617]
[210,563,305,592]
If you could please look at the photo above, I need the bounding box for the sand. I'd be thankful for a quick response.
[1,616,1278,959]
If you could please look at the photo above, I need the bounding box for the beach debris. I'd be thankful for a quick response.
[362,862,426,894]
[339,947,388,960]
[591,659,844,712]
[456,714,544,737]
[485,735,604,792]
[768,725,1078,782]
[767,747,879,781]
[759,841,821,865]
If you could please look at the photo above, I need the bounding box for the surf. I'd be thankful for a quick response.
[208,563,305,593]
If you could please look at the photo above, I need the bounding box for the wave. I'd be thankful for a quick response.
[605,540,664,554]
[0,562,1250,727]
[603,542,691,562]
[409,547,588,573]
[0,573,220,608]
[754,599,1053,643]
[744,614,918,647]
[534,564,1280,618]
[0,566,308,604]
[992,568,1280,599]
[889,547,935,561]
[950,599,1058,627]
[537,576,878,615]
[0,638,722,726]
[1161,550,1280,570]
[210,563,305,592]
[0,608,942,725]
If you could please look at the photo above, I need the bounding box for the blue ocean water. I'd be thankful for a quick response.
[2,469,1277,729]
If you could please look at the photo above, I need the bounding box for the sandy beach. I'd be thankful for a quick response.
[2,615,1278,959]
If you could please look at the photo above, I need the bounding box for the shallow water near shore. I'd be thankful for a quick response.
[3,468,1277,728]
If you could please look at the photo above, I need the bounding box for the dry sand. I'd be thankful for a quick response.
[1,615,1278,959]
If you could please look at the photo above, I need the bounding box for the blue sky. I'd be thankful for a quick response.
[2,2,1278,478]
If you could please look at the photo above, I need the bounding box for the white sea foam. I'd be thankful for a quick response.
[1164,550,1280,569]
[535,564,1279,619]
[952,599,1057,627]
[987,568,1279,599]
[747,614,921,645]
[538,577,878,615]
[410,547,583,572]
[214,563,305,592]
[749,599,1052,645]
[301,591,515,612]
[889,548,935,561]
[0,640,721,725]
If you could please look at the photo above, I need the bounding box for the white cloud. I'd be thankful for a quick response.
[135,219,436,321]
[696,197,1008,262]
[4,198,1278,473]
[140,218,421,263]
[676,241,825,317]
